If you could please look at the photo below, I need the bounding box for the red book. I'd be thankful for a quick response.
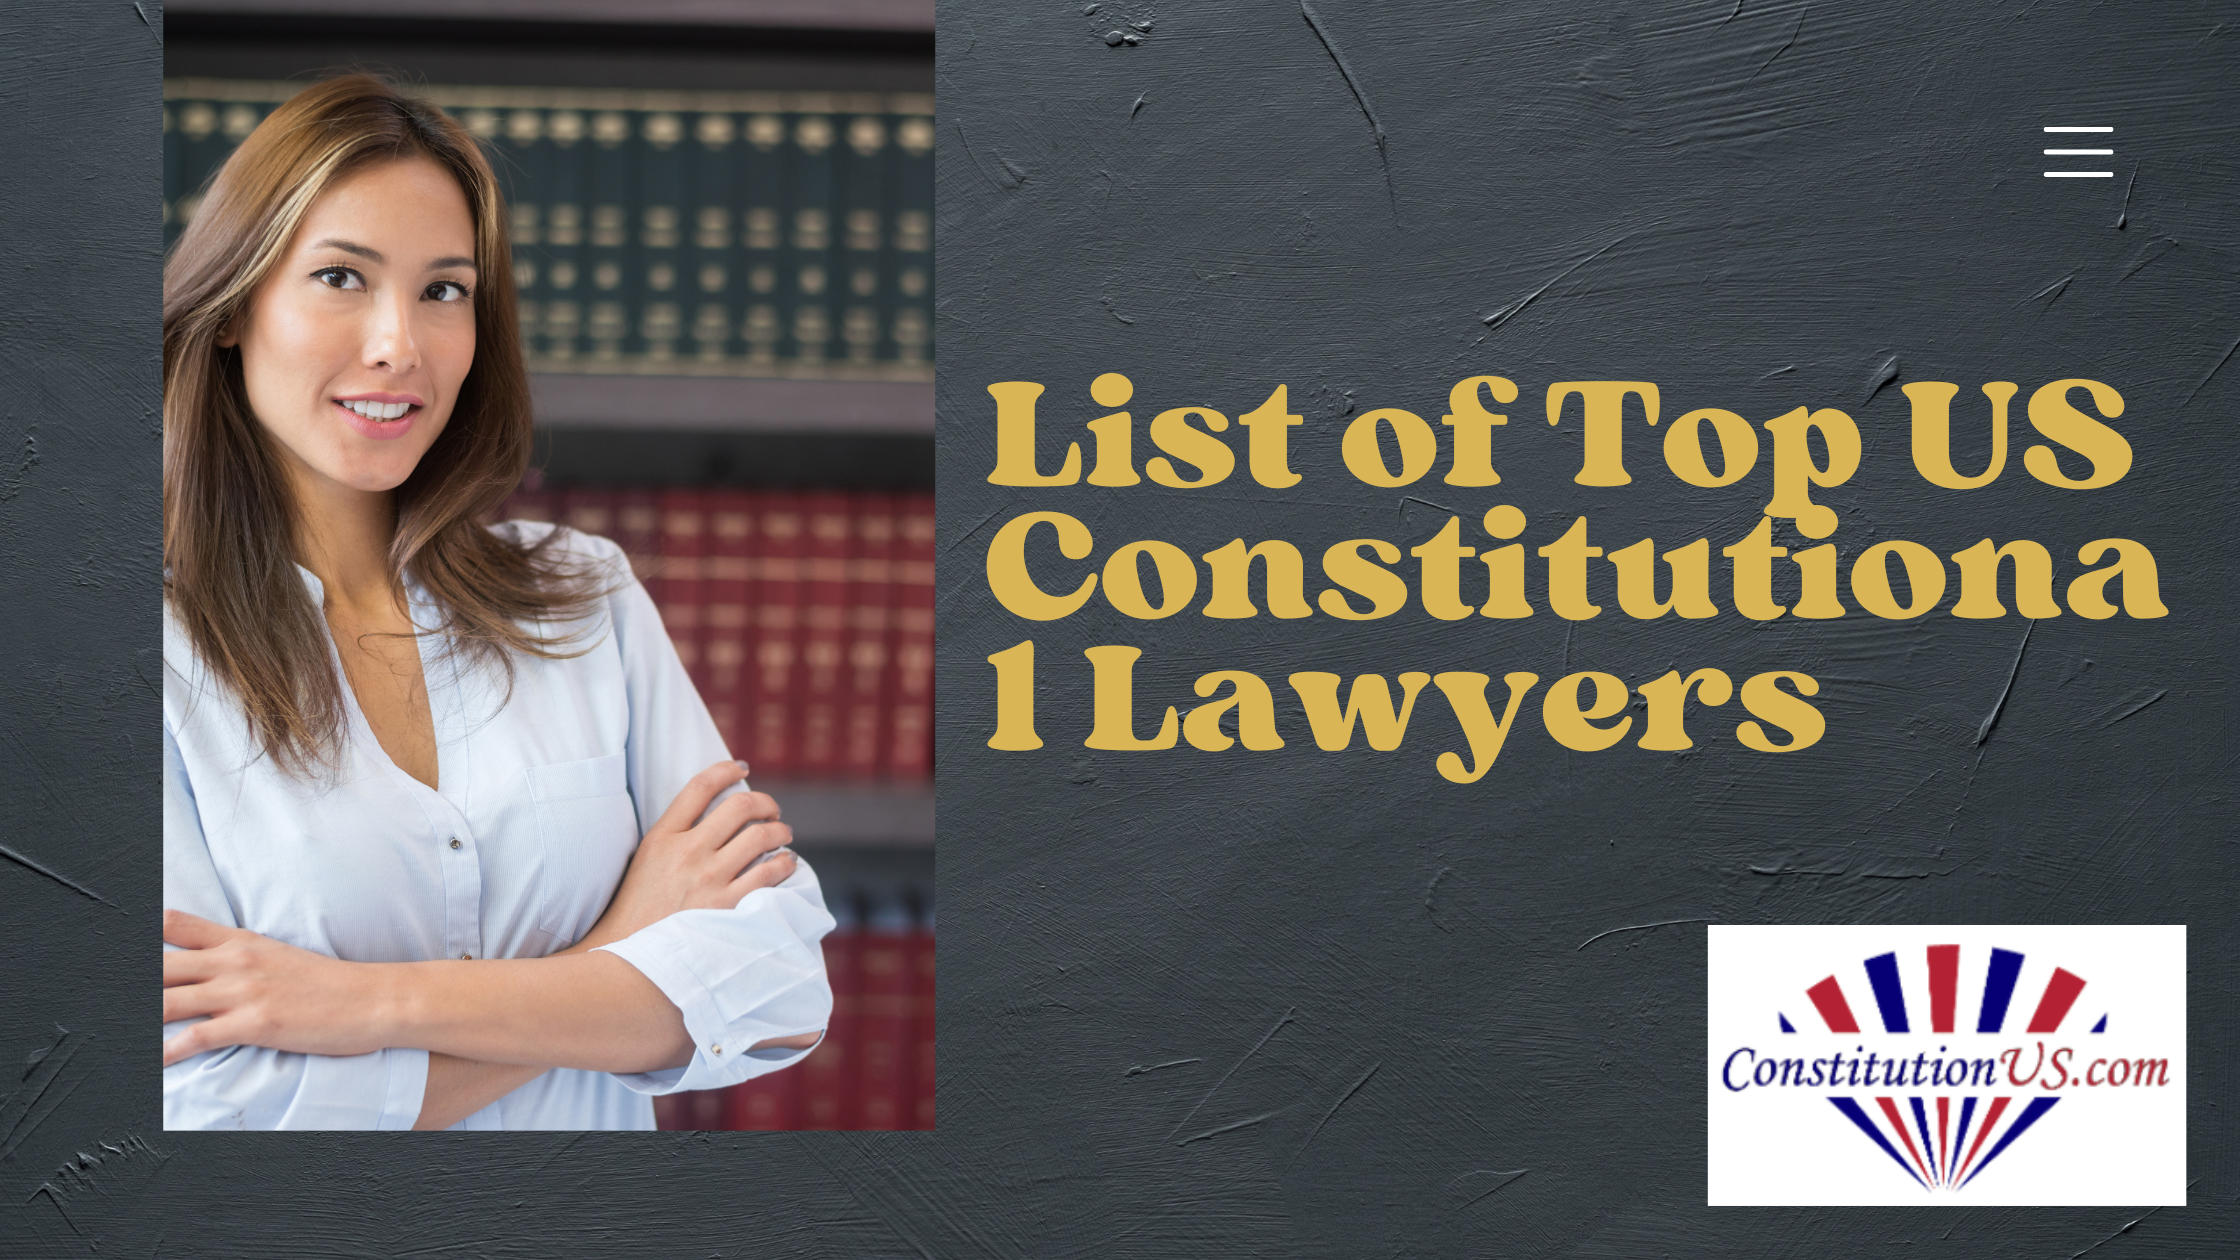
[615,486,660,581]
[911,908,936,1129]
[842,495,897,779]
[795,896,859,1129]
[724,1066,797,1131]
[501,482,557,527]
[702,491,757,759]
[796,492,855,776]
[657,488,707,691]
[750,493,805,778]
[853,894,915,1130]
[651,1090,724,1130]
[888,493,935,778]
[560,486,617,544]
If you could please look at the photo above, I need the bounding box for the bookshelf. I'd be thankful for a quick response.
[166,4,933,1129]
[529,373,931,431]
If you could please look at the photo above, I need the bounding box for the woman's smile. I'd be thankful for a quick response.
[330,392,426,440]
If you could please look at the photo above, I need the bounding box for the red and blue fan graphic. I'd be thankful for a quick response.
[1787,945,2098,1190]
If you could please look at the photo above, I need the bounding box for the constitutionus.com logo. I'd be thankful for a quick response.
[1708,925,2186,1206]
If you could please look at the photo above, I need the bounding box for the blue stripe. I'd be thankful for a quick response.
[1829,1097,1927,1189]
[1978,948,2024,1032]
[1864,952,1910,1032]
[1909,1097,1936,1183]
[1952,1097,1978,1182]
[1961,1097,2059,1187]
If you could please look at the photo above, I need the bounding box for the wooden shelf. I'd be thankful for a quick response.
[167,0,933,31]
[756,781,932,848]
[530,374,931,434]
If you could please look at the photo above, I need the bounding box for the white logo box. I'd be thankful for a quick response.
[1707,924,2185,1206]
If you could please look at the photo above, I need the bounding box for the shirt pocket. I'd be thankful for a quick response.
[526,752,642,944]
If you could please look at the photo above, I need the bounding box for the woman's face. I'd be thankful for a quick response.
[221,154,478,500]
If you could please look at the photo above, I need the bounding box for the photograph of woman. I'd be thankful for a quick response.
[160,75,833,1130]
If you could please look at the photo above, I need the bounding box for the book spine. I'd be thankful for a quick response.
[786,110,838,369]
[560,486,618,546]
[740,110,785,368]
[751,493,805,778]
[586,108,637,366]
[491,105,546,363]
[795,895,860,1129]
[704,490,757,760]
[797,491,854,776]
[501,483,557,527]
[613,487,661,586]
[637,110,686,365]
[854,894,915,1130]
[689,1088,727,1130]
[538,107,590,361]
[657,488,708,693]
[169,97,257,248]
[843,494,897,778]
[650,1089,726,1131]
[840,109,887,368]
[162,101,186,251]
[912,910,936,1129]
[724,1068,797,1132]
[891,107,933,368]
[688,111,739,366]
[888,492,935,778]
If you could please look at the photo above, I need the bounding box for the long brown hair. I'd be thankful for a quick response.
[164,74,600,775]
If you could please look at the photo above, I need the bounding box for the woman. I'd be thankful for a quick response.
[161,75,832,1130]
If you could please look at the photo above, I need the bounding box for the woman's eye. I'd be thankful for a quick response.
[426,280,471,303]
[313,267,364,291]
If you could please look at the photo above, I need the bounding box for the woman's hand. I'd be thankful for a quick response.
[571,761,798,954]
[161,910,393,1067]
[162,764,807,1074]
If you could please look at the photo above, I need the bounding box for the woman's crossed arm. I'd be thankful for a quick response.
[162,762,825,1130]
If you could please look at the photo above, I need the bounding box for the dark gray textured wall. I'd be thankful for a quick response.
[932,0,2235,1255]
[2,1,2235,1255]
[0,0,168,1244]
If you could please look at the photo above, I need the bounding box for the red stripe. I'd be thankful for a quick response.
[1957,1096,2012,1181]
[1875,1096,1932,1181]
[1807,976,1862,1033]
[2026,967,2087,1033]
[1927,944,1959,1034]
[1936,1096,1950,1185]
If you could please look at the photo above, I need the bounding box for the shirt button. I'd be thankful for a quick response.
[448,838,462,850]
[710,1044,723,1055]
[460,952,472,960]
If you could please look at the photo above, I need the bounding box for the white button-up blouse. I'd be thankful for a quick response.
[162,523,835,1130]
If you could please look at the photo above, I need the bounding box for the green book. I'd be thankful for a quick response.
[685,108,738,366]
[787,104,839,371]
[739,106,787,370]
[891,103,934,371]
[161,80,932,380]
[636,108,686,364]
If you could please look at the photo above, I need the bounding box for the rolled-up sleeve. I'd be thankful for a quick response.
[592,532,835,1095]
[594,859,836,1093]
[162,724,430,1130]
